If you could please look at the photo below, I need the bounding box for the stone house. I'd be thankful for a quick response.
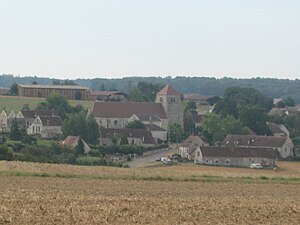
[100,128,155,147]
[221,134,294,159]
[179,135,208,160]
[194,146,277,168]
[62,136,91,154]
[267,122,290,137]
[145,124,168,143]
[7,111,26,131]
[27,115,63,138]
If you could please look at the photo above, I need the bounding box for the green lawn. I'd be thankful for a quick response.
[0,96,93,112]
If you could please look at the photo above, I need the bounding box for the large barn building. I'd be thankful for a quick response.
[17,84,91,100]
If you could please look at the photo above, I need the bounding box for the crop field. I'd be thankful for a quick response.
[0,161,300,224]
[0,95,93,112]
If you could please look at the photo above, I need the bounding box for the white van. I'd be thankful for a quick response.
[250,163,263,169]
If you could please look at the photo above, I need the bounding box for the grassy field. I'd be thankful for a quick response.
[0,95,94,112]
[0,160,300,224]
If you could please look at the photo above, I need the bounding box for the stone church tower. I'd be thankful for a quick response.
[156,84,184,127]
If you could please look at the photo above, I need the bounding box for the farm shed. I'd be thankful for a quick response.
[194,146,277,168]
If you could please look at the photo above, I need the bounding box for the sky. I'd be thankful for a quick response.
[0,0,299,80]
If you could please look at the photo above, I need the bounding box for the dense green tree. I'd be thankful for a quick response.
[214,87,273,118]
[201,113,247,144]
[169,123,183,143]
[239,105,271,135]
[0,145,14,160]
[9,120,24,140]
[10,83,18,95]
[125,120,145,129]
[62,112,99,145]
[184,101,197,114]
[183,112,195,138]
[75,137,85,156]
[128,82,163,102]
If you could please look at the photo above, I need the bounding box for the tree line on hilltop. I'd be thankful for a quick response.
[2,74,300,102]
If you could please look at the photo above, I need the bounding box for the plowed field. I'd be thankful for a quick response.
[0,161,300,224]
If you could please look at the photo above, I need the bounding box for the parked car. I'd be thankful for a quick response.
[250,163,263,169]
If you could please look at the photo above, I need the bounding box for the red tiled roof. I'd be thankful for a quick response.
[100,128,155,144]
[221,134,287,148]
[92,102,167,118]
[62,136,79,147]
[200,146,276,159]
[156,84,180,96]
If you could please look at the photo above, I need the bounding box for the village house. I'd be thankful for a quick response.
[221,134,294,159]
[2,110,58,132]
[100,128,155,147]
[267,122,290,137]
[91,84,184,130]
[179,135,208,160]
[144,124,168,143]
[27,115,63,138]
[62,136,91,154]
[194,146,277,168]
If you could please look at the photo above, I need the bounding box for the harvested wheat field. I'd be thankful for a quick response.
[1,161,300,225]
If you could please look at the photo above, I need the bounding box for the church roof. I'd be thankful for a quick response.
[156,84,180,96]
[91,102,167,119]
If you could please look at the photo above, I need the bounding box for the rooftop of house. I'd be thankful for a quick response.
[21,110,57,119]
[39,115,63,126]
[199,146,276,159]
[145,124,167,131]
[92,101,167,119]
[62,136,80,147]
[156,84,180,96]
[181,135,206,148]
[267,122,288,136]
[221,134,288,148]
[135,114,162,122]
[100,128,155,144]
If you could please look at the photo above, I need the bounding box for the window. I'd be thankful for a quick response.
[226,159,230,164]
[205,159,209,164]
[160,97,163,102]
[170,97,175,102]
[197,151,200,156]
[214,159,219,164]
[114,120,118,125]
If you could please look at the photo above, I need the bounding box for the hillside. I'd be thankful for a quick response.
[1,74,300,102]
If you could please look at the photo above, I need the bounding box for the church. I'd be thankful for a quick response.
[90,84,184,132]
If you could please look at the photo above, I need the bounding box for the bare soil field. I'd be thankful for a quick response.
[0,161,300,224]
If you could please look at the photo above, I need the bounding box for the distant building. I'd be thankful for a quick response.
[179,135,208,160]
[90,90,127,101]
[100,128,155,147]
[155,84,184,127]
[183,94,221,106]
[194,146,277,168]
[267,122,290,137]
[17,84,91,100]
[221,134,294,159]
[62,136,91,154]
[91,85,184,130]
[27,115,63,138]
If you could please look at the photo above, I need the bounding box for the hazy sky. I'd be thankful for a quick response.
[0,0,299,80]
